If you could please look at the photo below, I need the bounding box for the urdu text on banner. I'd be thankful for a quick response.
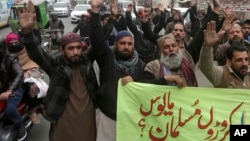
[117,81,250,141]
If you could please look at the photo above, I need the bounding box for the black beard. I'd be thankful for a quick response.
[64,55,81,65]
[232,67,247,80]
[229,38,244,46]
[114,49,134,60]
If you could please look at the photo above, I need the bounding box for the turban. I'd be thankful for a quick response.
[157,33,176,49]
[61,32,82,47]
[115,30,133,41]
[5,32,20,45]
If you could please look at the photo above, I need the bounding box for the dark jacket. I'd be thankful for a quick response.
[153,11,167,34]
[90,12,145,120]
[45,19,65,30]
[126,11,157,63]
[0,53,23,92]
[190,5,212,37]
[72,20,90,37]
[21,33,99,123]
[103,15,127,46]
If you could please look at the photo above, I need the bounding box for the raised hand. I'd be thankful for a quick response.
[110,4,120,17]
[224,7,233,16]
[132,0,136,7]
[139,8,151,23]
[156,3,164,12]
[91,0,104,13]
[17,0,36,34]
[212,0,221,13]
[126,4,133,13]
[91,0,104,8]
[221,13,236,32]
[203,21,225,48]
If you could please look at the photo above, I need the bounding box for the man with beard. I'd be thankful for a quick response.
[199,21,250,88]
[214,23,250,66]
[89,0,145,140]
[171,22,187,49]
[139,33,198,88]
[17,1,99,141]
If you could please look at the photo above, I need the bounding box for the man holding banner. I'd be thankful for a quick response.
[139,33,198,88]
[90,0,145,141]
[199,20,250,88]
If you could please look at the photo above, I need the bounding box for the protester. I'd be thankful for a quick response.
[139,0,222,64]
[17,1,99,140]
[0,36,25,141]
[164,14,183,34]
[101,12,110,26]
[214,15,250,66]
[125,4,157,63]
[90,0,145,140]
[171,22,187,49]
[72,13,90,38]
[138,33,197,88]
[199,21,250,88]
[5,32,46,124]
[189,0,212,38]
[102,0,127,47]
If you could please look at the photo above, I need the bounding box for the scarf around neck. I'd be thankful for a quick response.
[115,50,139,74]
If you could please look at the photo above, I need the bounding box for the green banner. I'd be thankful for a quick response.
[117,81,250,141]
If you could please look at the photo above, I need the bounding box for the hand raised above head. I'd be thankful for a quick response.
[203,21,225,48]
[110,4,120,17]
[17,0,36,34]
[91,0,104,8]
[221,13,237,32]
[212,0,221,13]
[91,0,104,13]
[139,8,151,23]
[156,3,164,12]
[126,4,133,13]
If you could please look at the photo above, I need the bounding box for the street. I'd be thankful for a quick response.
[0,16,213,141]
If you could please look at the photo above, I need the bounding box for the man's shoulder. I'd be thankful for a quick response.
[144,59,160,74]
[145,59,160,68]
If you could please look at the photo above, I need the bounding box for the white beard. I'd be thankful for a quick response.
[160,52,183,69]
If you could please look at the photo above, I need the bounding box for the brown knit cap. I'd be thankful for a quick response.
[61,32,82,48]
